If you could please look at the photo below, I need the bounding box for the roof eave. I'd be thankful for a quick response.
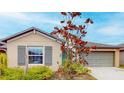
[0,27,63,43]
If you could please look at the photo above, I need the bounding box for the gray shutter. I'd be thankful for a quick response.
[45,46,52,66]
[18,46,26,66]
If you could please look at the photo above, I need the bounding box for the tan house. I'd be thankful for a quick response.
[1,27,63,70]
[0,27,122,70]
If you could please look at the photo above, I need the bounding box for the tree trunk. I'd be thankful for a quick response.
[0,69,1,76]
[24,63,28,74]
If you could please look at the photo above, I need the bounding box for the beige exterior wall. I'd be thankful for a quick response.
[115,49,120,67]
[120,51,124,65]
[6,31,62,71]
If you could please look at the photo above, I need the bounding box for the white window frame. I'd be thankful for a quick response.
[27,46,45,65]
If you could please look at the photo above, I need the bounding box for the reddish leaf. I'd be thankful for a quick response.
[79,25,85,30]
[61,12,67,16]
[60,20,65,23]
[57,30,62,33]
[50,31,57,35]
[91,45,96,49]
[63,31,68,38]
[67,20,71,25]
[54,27,59,30]
[64,26,68,30]
[85,18,94,24]
[80,31,87,35]
[71,12,81,18]
[61,43,65,52]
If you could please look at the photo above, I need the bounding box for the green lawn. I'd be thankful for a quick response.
[119,64,124,69]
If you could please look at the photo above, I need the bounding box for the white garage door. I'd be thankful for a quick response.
[85,51,114,67]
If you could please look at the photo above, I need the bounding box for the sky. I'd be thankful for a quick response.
[0,12,124,45]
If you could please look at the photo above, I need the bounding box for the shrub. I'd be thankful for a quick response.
[0,53,7,68]
[23,66,53,80]
[0,66,53,80]
[2,68,24,80]
[55,60,91,79]
[0,53,7,75]
[62,60,91,75]
[70,63,91,75]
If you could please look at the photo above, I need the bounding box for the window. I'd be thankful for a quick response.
[28,47,43,64]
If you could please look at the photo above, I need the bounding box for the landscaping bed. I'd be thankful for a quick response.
[0,65,96,80]
[53,73,96,80]
[72,73,97,80]
[0,72,96,80]
[0,55,96,80]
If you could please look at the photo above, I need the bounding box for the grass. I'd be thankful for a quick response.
[119,64,124,69]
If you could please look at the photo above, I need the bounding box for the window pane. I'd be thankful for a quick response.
[29,56,43,64]
[28,47,43,55]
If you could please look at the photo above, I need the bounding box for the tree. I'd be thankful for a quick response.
[0,52,7,76]
[51,12,96,65]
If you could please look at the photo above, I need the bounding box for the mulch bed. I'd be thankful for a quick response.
[52,72,97,80]
[73,73,97,80]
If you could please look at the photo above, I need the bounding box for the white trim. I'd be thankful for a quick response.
[33,29,36,34]
[24,45,28,73]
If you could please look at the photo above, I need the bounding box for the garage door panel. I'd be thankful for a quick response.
[85,52,114,67]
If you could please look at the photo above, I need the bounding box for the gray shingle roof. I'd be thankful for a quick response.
[117,43,124,47]
[86,42,119,49]
[1,27,64,43]
[117,43,124,50]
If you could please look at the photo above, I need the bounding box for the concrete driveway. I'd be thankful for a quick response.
[89,67,124,80]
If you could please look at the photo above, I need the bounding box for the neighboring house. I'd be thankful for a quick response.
[85,42,120,67]
[0,27,122,70]
[118,44,124,65]
[0,41,6,53]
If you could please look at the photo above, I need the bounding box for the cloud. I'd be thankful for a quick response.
[0,12,30,21]
[96,24,124,36]
[0,12,60,25]
[95,13,124,37]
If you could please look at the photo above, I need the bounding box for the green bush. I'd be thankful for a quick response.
[70,63,91,74]
[0,53,7,68]
[0,66,53,80]
[2,68,24,80]
[62,60,91,75]
[23,66,53,80]
[55,60,91,79]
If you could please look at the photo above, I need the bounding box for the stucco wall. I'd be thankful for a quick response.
[6,31,62,71]
[120,51,124,65]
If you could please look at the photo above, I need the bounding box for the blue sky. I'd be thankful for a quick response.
[0,12,124,45]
